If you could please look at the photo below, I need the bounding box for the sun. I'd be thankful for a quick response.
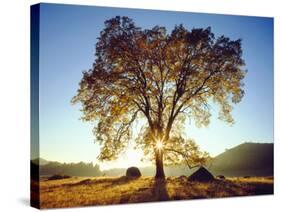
[156,140,163,150]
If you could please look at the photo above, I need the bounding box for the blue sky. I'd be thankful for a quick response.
[34,3,273,169]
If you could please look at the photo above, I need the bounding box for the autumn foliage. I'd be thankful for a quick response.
[72,16,246,178]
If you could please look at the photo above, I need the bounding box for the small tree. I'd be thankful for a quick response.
[72,16,246,178]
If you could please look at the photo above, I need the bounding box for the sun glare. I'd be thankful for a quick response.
[156,140,163,150]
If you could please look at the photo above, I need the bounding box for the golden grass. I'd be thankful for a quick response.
[36,176,273,209]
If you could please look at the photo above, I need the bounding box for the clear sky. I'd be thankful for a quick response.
[34,3,273,169]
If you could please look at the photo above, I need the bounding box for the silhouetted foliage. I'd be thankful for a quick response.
[72,16,246,178]
[31,161,39,180]
[188,166,214,182]
[40,161,102,177]
[126,167,141,177]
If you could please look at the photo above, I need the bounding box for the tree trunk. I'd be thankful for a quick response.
[155,149,165,179]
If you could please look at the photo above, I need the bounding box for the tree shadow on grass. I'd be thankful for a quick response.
[152,179,170,201]
[119,178,170,204]
[104,176,140,188]
[65,176,138,188]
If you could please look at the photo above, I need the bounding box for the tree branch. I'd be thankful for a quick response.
[164,148,202,169]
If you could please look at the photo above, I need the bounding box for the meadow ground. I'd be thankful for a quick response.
[34,176,273,209]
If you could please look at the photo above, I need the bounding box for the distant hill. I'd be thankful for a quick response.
[209,142,273,177]
[31,157,49,166]
[39,161,102,177]
[103,143,273,177]
[32,142,273,178]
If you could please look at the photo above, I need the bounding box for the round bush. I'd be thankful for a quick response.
[126,167,141,178]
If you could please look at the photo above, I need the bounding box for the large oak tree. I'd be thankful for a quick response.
[72,16,246,178]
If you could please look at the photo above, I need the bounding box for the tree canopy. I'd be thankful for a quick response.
[72,16,246,177]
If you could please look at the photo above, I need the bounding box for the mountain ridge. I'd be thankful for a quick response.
[209,142,273,176]
[32,142,273,177]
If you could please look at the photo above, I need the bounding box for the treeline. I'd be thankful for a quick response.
[39,161,102,177]
[32,142,273,178]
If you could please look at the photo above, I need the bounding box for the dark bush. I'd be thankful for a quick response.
[188,166,214,182]
[126,167,141,178]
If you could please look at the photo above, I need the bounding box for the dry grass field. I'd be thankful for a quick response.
[34,176,273,209]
